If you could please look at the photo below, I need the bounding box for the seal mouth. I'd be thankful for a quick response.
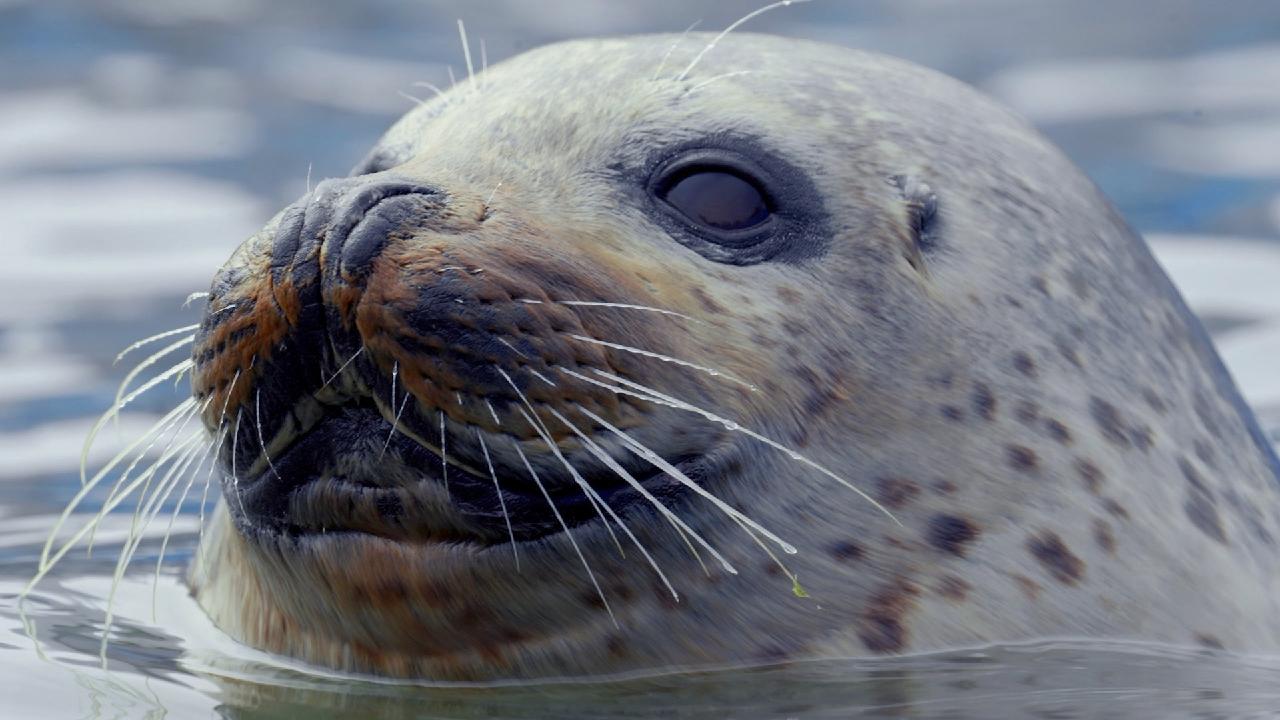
[227,391,707,546]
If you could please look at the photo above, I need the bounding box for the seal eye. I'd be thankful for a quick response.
[659,167,772,233]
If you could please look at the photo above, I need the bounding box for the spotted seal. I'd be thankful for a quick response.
[179,32,1280,679]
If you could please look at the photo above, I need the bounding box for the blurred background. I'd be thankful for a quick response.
[1,0,1279,717]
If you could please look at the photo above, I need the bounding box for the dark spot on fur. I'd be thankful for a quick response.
[829,540,865,563]
[1045,419,1073,444]
[1006,445,1039,472]
[1031,275,1050,296]
[1180,457,1227,543]
[877,477,921,509]
[1075,459,1104,494]
[1193,438,1218,469]
[1015,400,1039,424]
[941,405,964,421]
[1195,633,1225,650]
[1012,574,1042,601]
[971,382,997,421]
[1027,532,1085,585]
[776,285,801,304]
[691,286,726,315]
[606,635,627,658]
[927,514,981,557]
[857,578,921,654]
[1102,497,1130,520]
[1141,387,1168,415]
[1089,396,1129,448]
[933,479,958,495]
[1054,336,1083,368]
[1093,518,1116,555]
[936,575,970,602]
[1013,351,1037,377]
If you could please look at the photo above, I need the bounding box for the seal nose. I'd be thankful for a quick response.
[322,176,446,281]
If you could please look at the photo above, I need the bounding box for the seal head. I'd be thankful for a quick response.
[187,33,1280,680]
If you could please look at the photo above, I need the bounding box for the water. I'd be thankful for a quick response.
[3,0,1280,717]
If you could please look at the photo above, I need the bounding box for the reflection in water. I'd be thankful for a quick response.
[2,0,1280,717]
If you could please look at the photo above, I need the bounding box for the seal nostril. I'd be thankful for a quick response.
[331,180,446,280]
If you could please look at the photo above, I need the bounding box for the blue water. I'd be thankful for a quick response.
[2,1,1280,717]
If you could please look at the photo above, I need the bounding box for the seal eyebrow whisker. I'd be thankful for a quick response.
[572,401,797,556]
[410,81,452,105]
[571,367,903,529]
[114,325,199,365]
[475,428,519,568]
[651,19,702,81]
[457,19,476,89]
[511,441,618,628]
[675,0,810,82]
[549,404,730,580]
[255,389,281,479]
[27,398,199,596]
[564,333,757,391]
[321,347,364,390]
[83,359,194,486]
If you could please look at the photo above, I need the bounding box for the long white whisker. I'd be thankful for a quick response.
[676,1,809,82]
[183,291,209,308]
[576,367,901,527]
[114,336,196,414]
[46,399,197,569]
[114,325,199,365]
[511,442,617,627]
[555,300,701,323]
[457,19,475,87]
[564,334,756,391]
[690,69,754,93]
[231,408,246,518]
[153,424,217,618]
[652,19,702,80]
[321,346,364,389]
[494,368,625,560]
[380,392,411,461]
[475,429,519,568]
[580,400,797,551]
[547,405,728,577]
[255,390,281,479]
[439,410,449,500]
[81,359,194,486]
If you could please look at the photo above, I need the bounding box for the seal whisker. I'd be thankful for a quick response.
[576,367,902,529]
[511,442,618,627]
[689,70,754,93]
[529,369,557,387]
[439,410,449,500]
[26,399,199,595]
[495,336,527,359]
[114,336,196,412]
[553,300,701,323]
[380,392,411,461]
[572,401,797,557]
[182,291,208,308]
[457,19,476,88]
[82,359,193,486]
[484,399,502,426]
[493,368,626,559]
[651,19,701,81]
[197,427,225,542]
[410,81,452,104]
[564,333,757,391]
[103,430,206,659]
[475,429,519,568]
[113,325,199,365]
[320,347,364,390]
[517,406,688,597]
[549,404,734,580]
[675,1,809,82]
[231,408,246,518]
[255,389,281,479]
[153,421,218,618]
[85,398,201,555]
